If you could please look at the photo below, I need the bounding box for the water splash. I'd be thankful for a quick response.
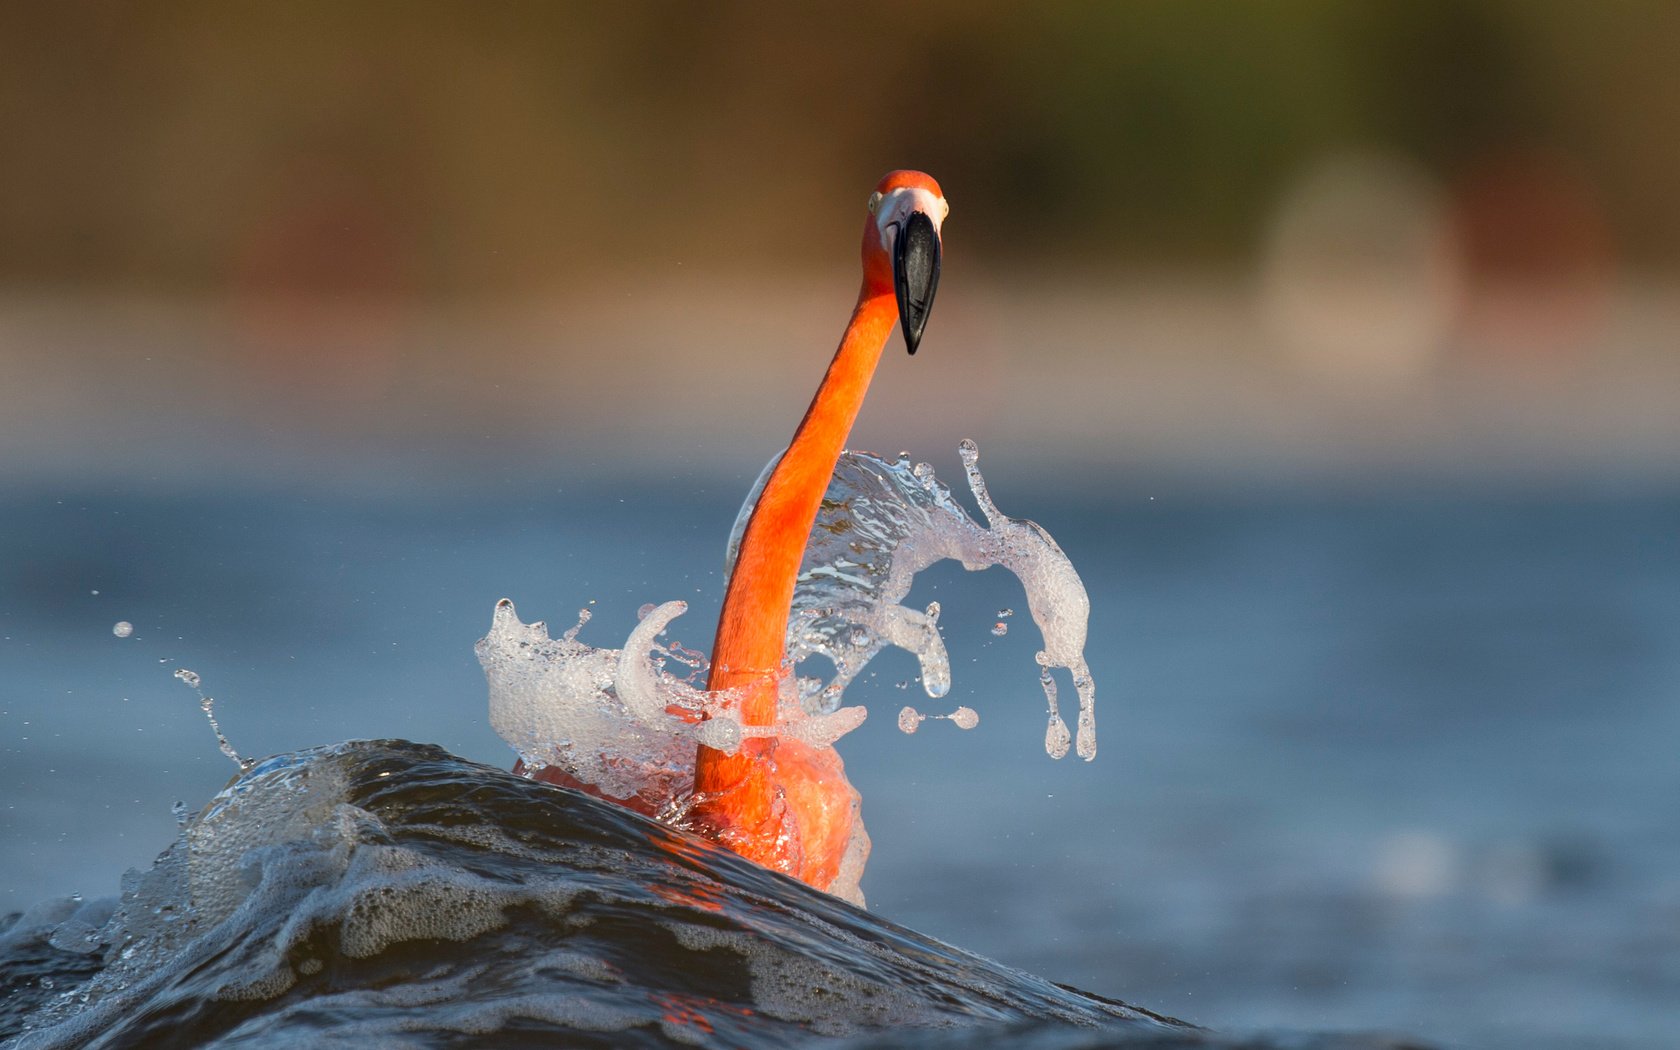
[729,441,1096,761]
[479,440,1099,895]
[475,599,868,839]
[111,621,133,639]
[808,441,1095,759]
[897,705,980,734]
[957,439,1097,762]
[475,598,704,812]
[173,669,250,772]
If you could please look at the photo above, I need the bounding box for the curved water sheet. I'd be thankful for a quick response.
[476,598,708,814]
[1,740,1200,1048]
[732,440,1097,760]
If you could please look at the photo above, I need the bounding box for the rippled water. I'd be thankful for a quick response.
[3,478,1677,1049]
[0,740,1417,1048]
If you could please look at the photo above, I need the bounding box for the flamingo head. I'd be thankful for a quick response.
[863,170,946,355]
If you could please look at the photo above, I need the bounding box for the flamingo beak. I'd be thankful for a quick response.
[893,209,941,355]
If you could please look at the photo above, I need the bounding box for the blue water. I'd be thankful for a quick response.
[3,471,1678,1048]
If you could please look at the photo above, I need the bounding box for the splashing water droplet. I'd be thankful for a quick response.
[200,696,249,771]
[635,603,657,620]
[694,715,743,754]
[1039,664,1071,760]
[112,621,134,638]
[898,705,978,735]
[560,606,592,643]
[173,668,250,771]
[1073,665,1097,761]
[1045,716,1071,760]
[990,622,1008,637]
[997,608,1014,619]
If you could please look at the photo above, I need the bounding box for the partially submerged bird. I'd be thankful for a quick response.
[521,171,946,897]
[692,170,945,890]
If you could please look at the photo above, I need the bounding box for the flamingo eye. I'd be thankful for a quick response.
[867,191,883,215]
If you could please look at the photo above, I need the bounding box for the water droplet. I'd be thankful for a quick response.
[173,668,201,689]
[1045,715,1071,759]
[560,606,593,642]
[996,607,1014,618]
[636,603,656,620]
[990,621,1008,637]
[171,800,188,825]
[897,706,924,734]
[694,716,743,754]
[112,620,133,638]
[948,706,979,730]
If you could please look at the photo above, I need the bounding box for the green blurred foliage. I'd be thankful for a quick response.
[1,1,1676,295]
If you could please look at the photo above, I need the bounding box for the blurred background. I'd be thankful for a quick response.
[2,4,1677,1048]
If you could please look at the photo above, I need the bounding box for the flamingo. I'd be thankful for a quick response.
[518,170,945,898]
[690,170,945,893]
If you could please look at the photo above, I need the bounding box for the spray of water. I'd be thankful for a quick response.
[477,441,1100,894]
[173,669,251,773]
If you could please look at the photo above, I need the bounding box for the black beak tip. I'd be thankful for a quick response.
[893,211,941,356]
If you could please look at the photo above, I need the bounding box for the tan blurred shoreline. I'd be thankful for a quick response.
[4,273,1678,489]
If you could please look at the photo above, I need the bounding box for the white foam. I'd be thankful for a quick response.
[476,597,867,814]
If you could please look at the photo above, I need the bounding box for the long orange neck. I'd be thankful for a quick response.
[695,287,896,786]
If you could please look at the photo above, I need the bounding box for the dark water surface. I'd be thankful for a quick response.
[1,740,1425,1048]
[2,475,1677,1048]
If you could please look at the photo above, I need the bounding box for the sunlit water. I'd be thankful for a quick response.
[3,470,1678,1048]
